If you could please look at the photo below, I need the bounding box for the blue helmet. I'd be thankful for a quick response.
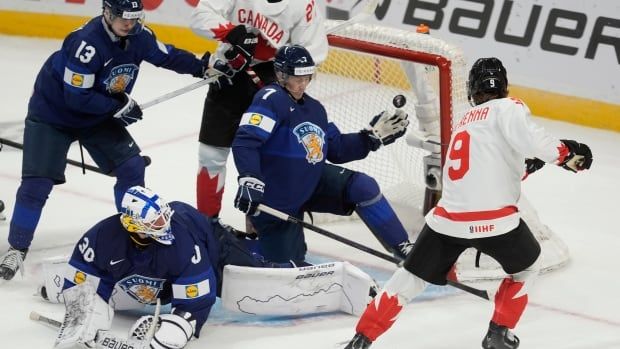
[274,44,316,77]
[102,0,145,35]
[467,57,508,105]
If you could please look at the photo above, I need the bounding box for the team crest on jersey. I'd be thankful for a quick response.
[104,64,139,93]
[118,275,165,304]
[293,122,325,164]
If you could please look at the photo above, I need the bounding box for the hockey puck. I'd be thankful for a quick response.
[393,94,407,108]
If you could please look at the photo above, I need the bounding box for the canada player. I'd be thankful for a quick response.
[343,57,593,349]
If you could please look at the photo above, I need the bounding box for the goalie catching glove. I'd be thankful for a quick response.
[362,109,409,151]
[130,309,196,349]
[558,139,593,172]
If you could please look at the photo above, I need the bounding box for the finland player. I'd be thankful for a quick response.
[344,58,593,349]
[231,44,413,264]
[0,0,212,280]
[190,0,328,219]
[40,186,377,348]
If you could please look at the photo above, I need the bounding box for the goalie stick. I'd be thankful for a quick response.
[0,137,151,177]
[258,204,491,301]
[29,299,161,349]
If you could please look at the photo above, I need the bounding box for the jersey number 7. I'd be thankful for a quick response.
[447,130,470,180]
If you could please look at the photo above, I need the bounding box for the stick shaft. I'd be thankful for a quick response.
[258,204,490,300]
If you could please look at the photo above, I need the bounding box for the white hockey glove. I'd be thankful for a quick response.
[130,310,195,349]
[111,93,143,126]
[363,109,409,151]
[55,283,114,349]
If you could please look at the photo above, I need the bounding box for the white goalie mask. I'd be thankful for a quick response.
[120,186,174,245]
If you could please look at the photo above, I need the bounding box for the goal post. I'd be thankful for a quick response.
[307,20,569,282]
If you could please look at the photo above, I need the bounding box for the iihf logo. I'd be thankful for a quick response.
[293,122,325,164]
[104,64,139,93]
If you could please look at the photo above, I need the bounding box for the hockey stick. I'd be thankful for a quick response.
[29,299,161,349]
[326,0,379,34]
[258,204,490,300]
[0,137,151,177]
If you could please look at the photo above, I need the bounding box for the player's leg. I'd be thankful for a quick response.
[306,164,412,258]
[474,220,541,349]
[250,212,307,264]
[196,73,257,217]
[80,120,143,211]
[346,225,468,348]
[1,118,72,280]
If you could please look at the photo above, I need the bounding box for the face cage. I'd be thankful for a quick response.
[120,209,174,244]
[105,7,145,35]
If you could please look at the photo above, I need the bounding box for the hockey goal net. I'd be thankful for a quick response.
[307,21,569,282]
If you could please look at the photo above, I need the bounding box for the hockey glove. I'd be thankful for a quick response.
[558,139,593,172]
[234,176,264,216]
[224,25,257,72]
[523,158,546,180]
[130,310,195,349]
[362,109,409,151]
[111,93,143,126]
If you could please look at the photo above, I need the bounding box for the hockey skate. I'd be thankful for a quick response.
[393,240,414,260]
[0,246,28,280]
[344,333,372,349]
[482,321,520,349]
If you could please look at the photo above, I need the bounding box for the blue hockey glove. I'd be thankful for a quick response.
[111,93,142,126]
[362,109,409,151]
[234,176,264,216]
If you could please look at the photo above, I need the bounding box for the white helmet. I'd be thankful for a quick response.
[120,186,174,245]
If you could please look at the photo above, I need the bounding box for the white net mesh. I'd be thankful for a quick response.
[308,20,569,281]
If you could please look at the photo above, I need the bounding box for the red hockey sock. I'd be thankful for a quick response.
[492,278,528,329]
[196,168,224,217]
[356,291,404,341]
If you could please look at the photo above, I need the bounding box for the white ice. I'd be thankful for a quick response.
[1,35,619,348]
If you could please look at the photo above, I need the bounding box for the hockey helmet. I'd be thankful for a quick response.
[467,57,508,106]
[274,44,316,78]
[102,0,145,35]
[120,186,174,245]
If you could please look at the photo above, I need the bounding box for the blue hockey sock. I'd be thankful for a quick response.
[8,177,54,249]
[113,155,145,211]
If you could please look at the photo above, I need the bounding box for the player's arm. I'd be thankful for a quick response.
[326,122,373,163]
[190,0,236,40]
[289,0,328,64]
[61,34,123,117]
[498,98,592,172]
[140,26,207,78]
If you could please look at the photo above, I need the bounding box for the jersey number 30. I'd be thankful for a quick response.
[447,130,470,180]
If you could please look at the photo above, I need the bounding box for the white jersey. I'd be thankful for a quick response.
[190,0,328,64]
[425,97,566,239]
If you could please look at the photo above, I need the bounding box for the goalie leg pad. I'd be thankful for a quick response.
[38,258,69,303]
[221,261,375,316]
[55,282,114,348]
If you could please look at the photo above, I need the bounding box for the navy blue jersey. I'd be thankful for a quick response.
[64,202,219,333]
[232,83,374,214]
[28,16,202,128]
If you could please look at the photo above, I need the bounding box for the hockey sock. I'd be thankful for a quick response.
[9,177,54,249]
[113,155,145,211]
[197,168,225,217]
[347,173,408,249]
[491,277,528,329]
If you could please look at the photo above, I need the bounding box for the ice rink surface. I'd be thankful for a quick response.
[1,35,619,348]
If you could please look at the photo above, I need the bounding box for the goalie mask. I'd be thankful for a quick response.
[274,44,316,81]
[467,57,508,106]
[102,0,145,36]
[120,186,174,245]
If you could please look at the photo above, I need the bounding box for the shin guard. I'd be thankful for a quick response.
[9,177,54,249]
[197,144,229,217]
